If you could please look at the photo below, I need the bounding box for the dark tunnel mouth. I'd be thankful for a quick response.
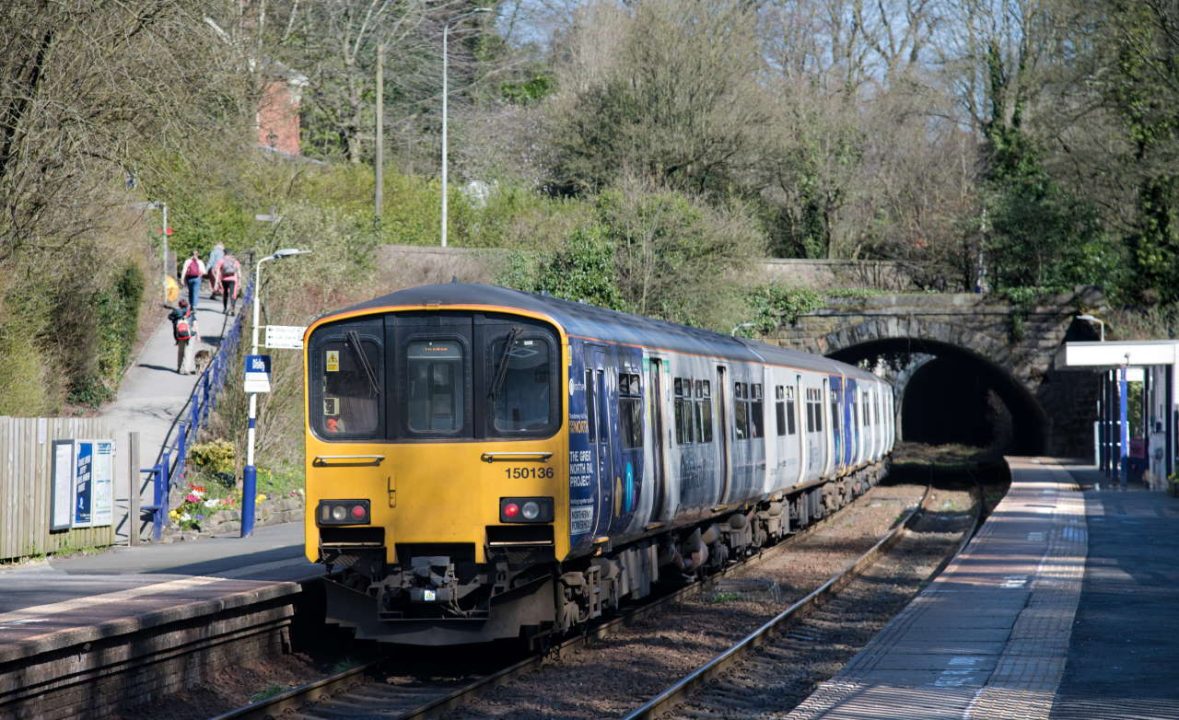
[828,337,1048,454]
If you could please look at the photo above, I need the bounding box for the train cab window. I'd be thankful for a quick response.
[486,331,556,435]
[619,372,643,449]
[407,340,465,434]
[312,327,383,439]
[695,380,713,444]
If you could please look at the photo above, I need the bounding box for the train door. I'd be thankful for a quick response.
[586,346,614,540]
[717,365,732,502]
[648,357,668,523]
[828,376,842,476]
[795,374,808,486]
[844,378,856,467]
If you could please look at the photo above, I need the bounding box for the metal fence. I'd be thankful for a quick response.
[0,417,119,560]
[141,280,254,540]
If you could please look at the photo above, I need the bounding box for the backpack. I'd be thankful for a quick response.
[174,312,193,341]
[221,257,239,280]
[184,259,201,278]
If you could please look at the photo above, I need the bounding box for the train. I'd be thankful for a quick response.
[302,283,895,646]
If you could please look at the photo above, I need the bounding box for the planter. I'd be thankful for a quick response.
[1168,481,1179,498]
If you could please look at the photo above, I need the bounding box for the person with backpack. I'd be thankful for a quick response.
[206,243,225,298]
[219,250,241,315]
[169,299,198,374]
[180,250,206,310]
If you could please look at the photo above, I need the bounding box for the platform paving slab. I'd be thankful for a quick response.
[786,457,1087,720]
[1049,470,1179,720]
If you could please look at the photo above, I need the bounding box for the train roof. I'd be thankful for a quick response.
[332,283,879,381]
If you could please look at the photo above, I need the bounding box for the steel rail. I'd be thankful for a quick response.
[623,483,982,720]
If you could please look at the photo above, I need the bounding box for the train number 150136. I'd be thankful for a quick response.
[503,466,555,479]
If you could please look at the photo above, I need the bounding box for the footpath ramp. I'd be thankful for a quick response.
[100,289,230,542]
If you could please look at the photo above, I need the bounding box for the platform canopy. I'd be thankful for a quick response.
[1062,340,1179,370]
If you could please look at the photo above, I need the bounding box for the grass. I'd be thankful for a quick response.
[709,591,744,604]
[248,684,289,703]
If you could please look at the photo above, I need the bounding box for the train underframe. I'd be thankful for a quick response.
[320,460,889,646]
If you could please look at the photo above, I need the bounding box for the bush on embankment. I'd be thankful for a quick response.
[0,233,151,414]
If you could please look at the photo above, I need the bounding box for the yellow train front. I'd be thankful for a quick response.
[303,287,570,645]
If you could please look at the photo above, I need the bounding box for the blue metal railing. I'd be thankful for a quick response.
[140,280,255,540]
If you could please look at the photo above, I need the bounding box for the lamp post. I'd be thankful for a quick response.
[133,201,169,303]
[441,7,490,248]
[242,247,311,537]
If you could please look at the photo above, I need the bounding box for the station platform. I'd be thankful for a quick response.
[0,522,318,719]
[788,458,1179,720]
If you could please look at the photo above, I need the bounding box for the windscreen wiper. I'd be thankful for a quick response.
[347,330,381,397]
[488,327,522,402]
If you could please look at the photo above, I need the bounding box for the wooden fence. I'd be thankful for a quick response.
[0,417,132,561]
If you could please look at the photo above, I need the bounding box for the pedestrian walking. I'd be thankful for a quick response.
[180,250,206,310]
[220,250,241,315]
[207,243,225,298]
[169,299,198,374]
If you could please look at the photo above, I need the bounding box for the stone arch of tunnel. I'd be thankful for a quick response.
[827,337,1048,454]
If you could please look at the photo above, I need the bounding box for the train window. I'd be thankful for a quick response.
[805,388,822,433]
[313,329,383,440]
[785,386,797,435]
[585,369,595,440]
[693,380,713,444]
[406,340,465,434]
[675,377,697,445]
[750,384,764,438]
[734,382,749,440]
[486,332,554,434]
[775,385,786,437]
[619,372,643,449]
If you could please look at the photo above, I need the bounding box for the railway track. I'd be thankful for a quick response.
[211,481,969,720]
[623,483,983,720]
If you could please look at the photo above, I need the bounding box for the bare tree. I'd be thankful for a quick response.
[0,0,249,261]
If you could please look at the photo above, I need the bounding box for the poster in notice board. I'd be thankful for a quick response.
[72,439,114,529]
[50,440,74,532]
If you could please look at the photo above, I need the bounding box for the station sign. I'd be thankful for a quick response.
[244,354,272,394]
[265,325,306,350]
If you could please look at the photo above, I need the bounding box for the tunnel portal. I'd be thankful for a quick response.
[828,338,1047,455]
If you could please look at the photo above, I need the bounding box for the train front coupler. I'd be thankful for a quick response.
[377,556,489,619]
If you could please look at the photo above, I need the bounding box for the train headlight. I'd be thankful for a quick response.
[317,500,371,526]
[499,497,553,523]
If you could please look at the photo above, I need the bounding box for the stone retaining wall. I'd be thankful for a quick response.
[0,585,297,720]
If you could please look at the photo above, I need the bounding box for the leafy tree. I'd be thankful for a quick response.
[1099,0,1179,303]
[505,181,763,331]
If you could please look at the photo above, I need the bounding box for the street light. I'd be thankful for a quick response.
[133,201,169,303]
[242,247,311,537]
[441,7,490,248]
